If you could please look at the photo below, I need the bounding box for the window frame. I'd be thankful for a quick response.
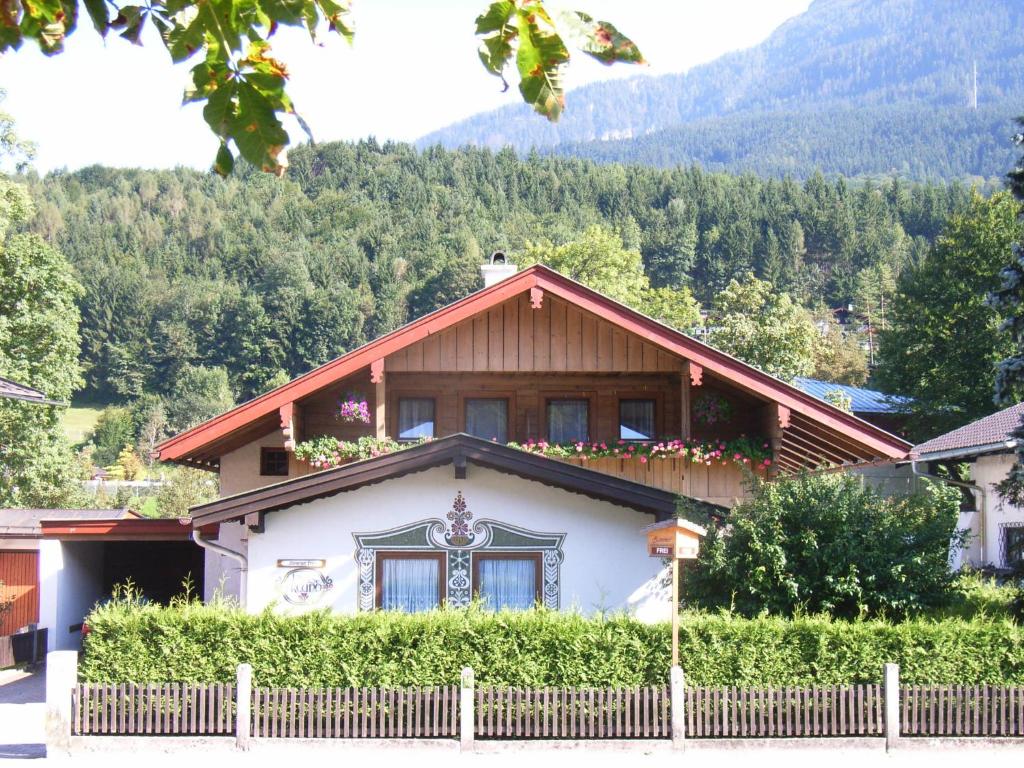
[472,551,543,610]
[542,393,595,444]
[374,550,447,611]
[1005,525,1024,567]
[618,396,659,442]
[259,446,289,477]
[393,395,437,442]
[460,392,515,443]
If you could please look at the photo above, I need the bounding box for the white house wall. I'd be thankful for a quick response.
[202,520,246,603]
[39,540,104,652]
[244,465,671,621]
[971,453,1024,568]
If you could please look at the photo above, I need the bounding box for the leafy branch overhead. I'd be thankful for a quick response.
[0,0,644,175]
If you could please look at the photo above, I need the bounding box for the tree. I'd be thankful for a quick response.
[522,225,701,330]
[90,406,135,466]
[876,191,1024,441]
[988,117,1024,504]
[0,1,642,175]
[153,466,218,519]
[165,365,235,432]
[685,473,963,619]
[0,167,87,508]
[707,273,818,382]
[811,312,868,386]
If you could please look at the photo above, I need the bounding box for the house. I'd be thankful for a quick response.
[157,262,911,618]
[914,403,1024,572]
[792,377,911,436]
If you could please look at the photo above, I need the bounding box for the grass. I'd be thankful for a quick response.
[62,404,102,445]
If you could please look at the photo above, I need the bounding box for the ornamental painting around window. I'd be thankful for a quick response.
[353,490,565,612]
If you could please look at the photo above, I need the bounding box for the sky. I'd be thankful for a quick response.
[0,0,811,172]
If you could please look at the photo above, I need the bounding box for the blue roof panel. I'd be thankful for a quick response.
[792,377,911,414]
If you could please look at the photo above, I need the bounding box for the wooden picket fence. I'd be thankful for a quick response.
[70,680,1024,740]
[251,686,459,738]
[901,685,1024,737]
[73,683,235,735]
[475,686,670,738]
[684,685,885,738]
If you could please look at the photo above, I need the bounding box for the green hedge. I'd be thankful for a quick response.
[79,600,1024,687]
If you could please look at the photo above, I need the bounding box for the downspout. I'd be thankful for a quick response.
[911,460,987,566]
[192,529,248,609]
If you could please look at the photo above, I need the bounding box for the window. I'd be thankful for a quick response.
[474,553,541,611]
[547,399,589,443]
[1006,526,1024,567]
[465,398,508,443]
[260,447,289,476]
[398,398,435,441]
[620,399,656,441]
[376,552,444,611]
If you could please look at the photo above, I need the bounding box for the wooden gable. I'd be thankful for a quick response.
[385,293,681,374]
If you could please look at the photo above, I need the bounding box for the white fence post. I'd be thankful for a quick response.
[884,663,900,752]
[460,667,475,752]
[235,663,253,750]
[670,666,686,750]
[45,650,78,752]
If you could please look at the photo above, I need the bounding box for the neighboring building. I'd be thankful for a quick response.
[915,403,1024,572]
[0,508,209,652]
[793,377,911,436]
[0,376,64,406]
[157,263,911,618]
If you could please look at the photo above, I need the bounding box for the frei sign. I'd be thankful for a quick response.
[644,518,706,560]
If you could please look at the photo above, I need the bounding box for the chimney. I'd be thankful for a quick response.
[480,250,517,288]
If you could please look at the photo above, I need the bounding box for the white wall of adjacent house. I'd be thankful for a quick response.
[243,465,671,622]
[970,452,1024,569]
[202,521,246,603]
[38,540,104,652]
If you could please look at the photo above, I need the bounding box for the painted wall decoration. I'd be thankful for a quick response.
[276,566,335,606]
[353,490,565,611]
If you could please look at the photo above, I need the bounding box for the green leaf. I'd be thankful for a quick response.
[314,0,354,42]
[213,142,234,177]
[553,10,645,66]
[229,79,289,174]
[202,80,237,137]
[110,5,146,45]
[82,0,109,36]
[513,4,568,121]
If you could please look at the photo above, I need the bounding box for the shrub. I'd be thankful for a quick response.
[79,597,1024,687]
[686,472,964,619]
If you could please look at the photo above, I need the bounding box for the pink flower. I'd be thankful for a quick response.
[640,456,648,464]
[628,445,636,452]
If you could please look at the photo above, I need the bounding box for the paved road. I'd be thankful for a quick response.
[0,667,46,759]
[3,668,1023,764]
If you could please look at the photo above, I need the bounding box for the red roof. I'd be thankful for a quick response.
[156,265,910,465]
[914,402,1024,458]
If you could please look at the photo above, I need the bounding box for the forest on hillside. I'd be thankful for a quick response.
[21,140,976,407]
[552,102,1020,181]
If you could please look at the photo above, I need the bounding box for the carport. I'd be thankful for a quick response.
[38,518,213,652]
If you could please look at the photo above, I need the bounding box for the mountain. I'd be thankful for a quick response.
[418,0,1024,180]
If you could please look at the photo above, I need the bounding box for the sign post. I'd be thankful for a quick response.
[643,518,706,668]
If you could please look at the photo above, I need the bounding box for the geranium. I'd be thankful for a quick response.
[337,392,370,424]
[693,393,733,426]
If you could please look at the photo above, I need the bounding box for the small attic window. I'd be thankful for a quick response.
[260,447,289,477]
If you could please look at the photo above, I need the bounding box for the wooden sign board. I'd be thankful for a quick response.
[643,518,706,560]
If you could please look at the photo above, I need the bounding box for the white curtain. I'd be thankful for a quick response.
[478,558,537,611]
[398,399,434,440]
[620,399,655,440]
[548,400,588,443]
[380,558,439,611]
[466,399,508,442]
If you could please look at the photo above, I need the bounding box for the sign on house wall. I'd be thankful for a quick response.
[276,562,334,606]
